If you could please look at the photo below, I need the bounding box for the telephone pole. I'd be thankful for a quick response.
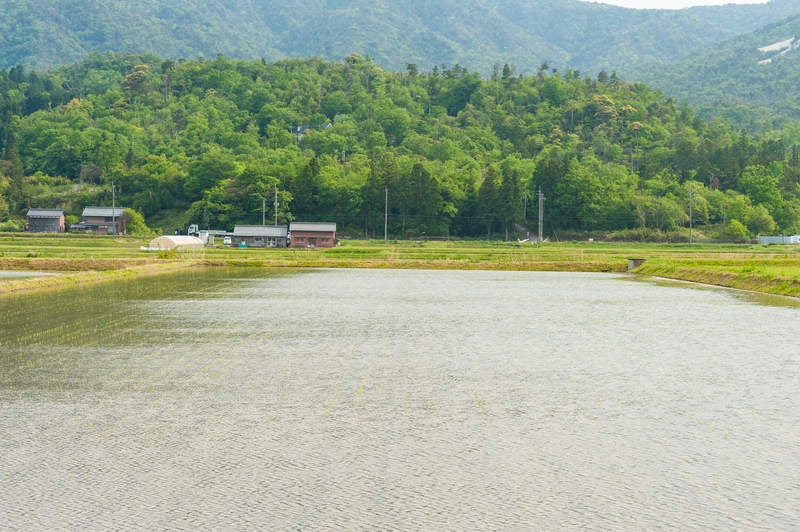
[111,180,116,234]
[384,186,388,242]
[273,186,279,227]
[537,188,545,243]
[688,187,693,244]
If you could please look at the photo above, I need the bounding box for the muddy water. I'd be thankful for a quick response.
[0,271,57,278]
[1,268,798,529]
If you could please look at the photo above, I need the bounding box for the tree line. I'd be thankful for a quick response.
[0,52,798,240]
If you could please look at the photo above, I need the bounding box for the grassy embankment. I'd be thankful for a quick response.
[1,232,799,297]
[0,233,187,293]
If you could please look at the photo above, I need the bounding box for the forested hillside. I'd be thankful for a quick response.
[634,14,800,132]
[3,0,800,76]
[0,54,798,240]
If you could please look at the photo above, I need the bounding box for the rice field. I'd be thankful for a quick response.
[1,233,799,298]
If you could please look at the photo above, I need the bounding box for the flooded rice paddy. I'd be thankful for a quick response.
[1,268,799,529]
[0,270,57,279]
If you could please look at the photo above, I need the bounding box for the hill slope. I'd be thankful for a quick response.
[633,13,800,129]
[2,55,799,238]
[3,0,800,76]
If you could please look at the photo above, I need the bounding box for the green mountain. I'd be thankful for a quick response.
[3,0,800,76]
[633,14,800,131]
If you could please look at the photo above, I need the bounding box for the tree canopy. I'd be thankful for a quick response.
[1,53,799,240]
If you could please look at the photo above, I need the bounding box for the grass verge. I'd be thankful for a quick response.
[1,234,799,298]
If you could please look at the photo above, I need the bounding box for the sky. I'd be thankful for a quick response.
[582,0,769,8]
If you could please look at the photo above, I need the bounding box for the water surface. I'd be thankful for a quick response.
[1,268,798,529]
[0,270,57,279]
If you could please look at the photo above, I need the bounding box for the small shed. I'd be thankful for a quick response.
[26,209,65,233]
[231,225,289,248]
[147,235,205,250]
[289,222,337,248]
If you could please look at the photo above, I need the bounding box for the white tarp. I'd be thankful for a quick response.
[146,235,205,250]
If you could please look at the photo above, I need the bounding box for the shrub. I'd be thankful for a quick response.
[723,219,749,243]
[0,219,24,232]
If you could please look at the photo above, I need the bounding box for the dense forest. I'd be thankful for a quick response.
[0,53,798,241]
[4,0,800,77]
[633,13,800,132]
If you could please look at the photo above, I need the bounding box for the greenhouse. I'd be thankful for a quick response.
[146,235,205,251]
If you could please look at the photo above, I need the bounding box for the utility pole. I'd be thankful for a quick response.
[273,186,279,227]
[384,186,388,242]
[262,196,266,226]
[688,187,693,244]
[537,188,545,243]
[111,180,116,235]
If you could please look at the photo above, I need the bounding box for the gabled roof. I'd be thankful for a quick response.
[289,222,336,233]
[27,209,64,218]
[232,225,288,237]
[82,206,126,218]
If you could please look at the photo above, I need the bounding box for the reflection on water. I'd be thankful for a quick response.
[0,270,57,279]
[1,268,798,529]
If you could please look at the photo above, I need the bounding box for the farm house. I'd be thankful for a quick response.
[289,222,337,248]
[231,225,289,248]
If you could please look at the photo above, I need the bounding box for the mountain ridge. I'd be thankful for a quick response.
[632,12,800,129]
[3,0,800,76]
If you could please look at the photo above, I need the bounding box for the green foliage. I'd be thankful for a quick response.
[635,14,800,133]
[2,0,799,81]
[724,219,749,242]
[1,54,800,240]
[121,208,150,236]
[0,219,22,232]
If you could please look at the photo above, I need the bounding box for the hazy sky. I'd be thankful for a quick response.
[583,0,769,8]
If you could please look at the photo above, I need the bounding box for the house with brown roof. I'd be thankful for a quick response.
[289,222,337,248]
[72,206,127,234]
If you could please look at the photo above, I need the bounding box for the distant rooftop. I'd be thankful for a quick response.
[289,222,337,233]
[27,209,64,218]
[232,225,288,237]
[82,206,126,217]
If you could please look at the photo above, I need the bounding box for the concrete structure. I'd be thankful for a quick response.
[231,225,289,248]
[757,235,800,245]
[146,235,205,251]
[289,222,337,248]
[627,258,646,271]
[73,206,127,234]
[26,209,65,233]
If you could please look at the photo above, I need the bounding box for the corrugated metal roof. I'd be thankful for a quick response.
[289,222,336,233]
[27,209,64,218]
[232,225,288,237]
[82,206,126,217]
